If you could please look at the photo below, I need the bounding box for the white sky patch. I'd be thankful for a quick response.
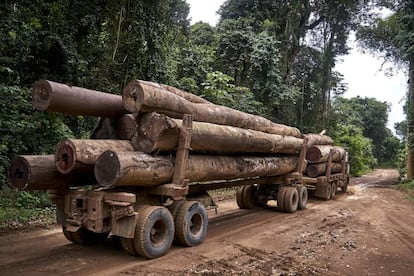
[187,0,223,26]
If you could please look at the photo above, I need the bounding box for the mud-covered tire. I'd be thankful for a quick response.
[236,185,258,209]
[70,228,109,245]
[277,187,287,212]
[242,185,258,209]
[133,205,175,259]
[284,187,299,213]
[330,182,337,199]
[341,177,349,193]
[175,201,208,247]
[62,225,75,242]
[296,185,308,210]
[323,183,332,201]
[236,188,245,209]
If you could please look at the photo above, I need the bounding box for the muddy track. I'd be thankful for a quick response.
[1,169,413,275]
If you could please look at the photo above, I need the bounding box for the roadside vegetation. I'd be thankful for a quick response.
[0,0,411,229]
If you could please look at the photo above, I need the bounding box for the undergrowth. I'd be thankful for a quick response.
[394,180,414,201]
[0,186,56,231]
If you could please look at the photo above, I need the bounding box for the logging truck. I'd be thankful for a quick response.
[8,80,349,259]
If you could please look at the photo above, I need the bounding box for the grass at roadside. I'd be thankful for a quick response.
[0,187,56,232]
[394,180,414,201]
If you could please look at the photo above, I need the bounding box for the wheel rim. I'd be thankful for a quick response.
[150,219,169,247]
[189,213,203,237]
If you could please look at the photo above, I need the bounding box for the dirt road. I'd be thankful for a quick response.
[1,169,413,275]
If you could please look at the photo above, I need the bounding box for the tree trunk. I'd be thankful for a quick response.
[115,114,138,140]
[94,151,298,188]
[55,139,134,174]
[303,134,334,148]
[306,145,346,163]
[133,112,303,154]
[123,80,301,137]
[306,162,342,177]
[407,59,414,180]
[139,80,212,104]
[8,155,95,190]
[32,80,127,118]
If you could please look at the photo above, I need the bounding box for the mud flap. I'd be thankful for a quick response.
[111,213,138,239]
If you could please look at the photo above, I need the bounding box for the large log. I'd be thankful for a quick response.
[133,112,303,154]
[55,139,134,174]
[303,134,334,147]
[8,155,95,190]
[306,145,346,163]
[306,162,343,177]
[123,80,301,137]
[139,80,212,104]
[32,80,127,118]
[94,151,298,188]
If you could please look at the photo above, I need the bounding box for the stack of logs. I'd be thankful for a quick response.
[8,79,345,192]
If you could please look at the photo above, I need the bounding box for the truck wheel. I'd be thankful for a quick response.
[277,187,287,212]
[341,177,349,193]
[284,187,299,213]
[71,228,109,245]
[236,185,258,209]
[236,188,245,209]
[323,183,332,200]
[296,186,308,210]
[175,201,208,247]
[133,205,175,259]
[62,225,75,242]
[242,185,258,209]
[330,182,337,199]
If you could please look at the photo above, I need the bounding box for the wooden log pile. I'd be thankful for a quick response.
[8,79,346,191]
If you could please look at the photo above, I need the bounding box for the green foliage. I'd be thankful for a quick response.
[394,180,414,201]
[331,96,400,165]
[201,71,265,115]
[332,124,377,176]
[0,187,55,230]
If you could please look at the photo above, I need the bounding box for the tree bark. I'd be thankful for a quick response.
[306,145,345,163]
[55,139,134,174]
[123,80,301,137]
[94,151,298,188]
[407,59,414,180]
[133,112,303,154]
[115,114,138,140]
[8,155,95,190]
[32,80,127,118]
[139,80,212,104]
[303,134,334,148]
[306,162,342,177]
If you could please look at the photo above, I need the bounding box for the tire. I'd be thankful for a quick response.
[62,225,75,242]
[324,183,332,200]
[242,185,258,209]
[277,187,287,212]
[133,206,175,259]
[284,187,299,213]
[175,201,208,247]
[341,177,349,193]
[330,182,337,199]
[70,228,110,245]
[296,186,308,210]
[236,188,245,209]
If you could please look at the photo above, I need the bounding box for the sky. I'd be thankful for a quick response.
[186,0,407,132]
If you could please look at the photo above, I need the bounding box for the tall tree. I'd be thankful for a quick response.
[357,0,414,178]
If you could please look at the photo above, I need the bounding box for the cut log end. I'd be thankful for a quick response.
[306,147,321,163]
[32,79,52,111]
[94,151,121,188]
[55,140,76,174]
[8,156,30,190]
[123,81,144,113]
